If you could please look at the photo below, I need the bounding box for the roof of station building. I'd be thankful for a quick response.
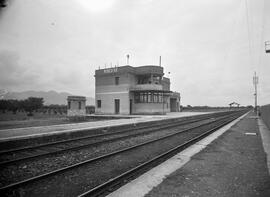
[95,65,164,76]
[67,96,86,101]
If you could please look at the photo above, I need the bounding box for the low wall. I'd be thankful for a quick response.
[261,104,270,129]
[67,109,86,116]
[132,102,170,115]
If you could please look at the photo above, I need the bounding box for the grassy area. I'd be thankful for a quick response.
[0,111,66,121]
[0,111,95,130]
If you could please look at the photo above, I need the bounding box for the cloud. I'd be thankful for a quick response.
[0,0,269,105]
[0,51,40,88]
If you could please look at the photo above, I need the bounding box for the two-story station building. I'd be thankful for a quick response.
[95,65,180,115]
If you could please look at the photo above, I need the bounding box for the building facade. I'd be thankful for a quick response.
[67,96,86,116]
[95,65,180,115]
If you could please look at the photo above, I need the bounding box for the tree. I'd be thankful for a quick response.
[0,100,8,113]
[22,97,44,116]
[8,100,20,114]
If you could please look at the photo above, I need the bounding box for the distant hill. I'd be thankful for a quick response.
[0,90,95,105]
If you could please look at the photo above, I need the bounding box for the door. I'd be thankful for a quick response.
[170,98,177,112]
[115,99,120,114]
[129,99,132,114]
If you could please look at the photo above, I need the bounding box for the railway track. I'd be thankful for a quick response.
[0,118,203,166]
[0,112,233,166]
[0,113,211,154]
[0,111,240,154]
[0,110,246,196]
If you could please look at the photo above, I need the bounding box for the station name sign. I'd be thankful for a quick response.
[104,68,118,73]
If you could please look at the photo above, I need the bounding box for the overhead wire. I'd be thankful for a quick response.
[245,0,254,68]
[223,0,244,70]
[258,0,266,69]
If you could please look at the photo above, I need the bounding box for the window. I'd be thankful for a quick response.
[158,94,163,103]
[148,92,152,102]
[137,75,150,84]
[143,93,147,103]
[153,93,158,102]
[134,92,164,103]
[152,75,161,84]
[97,100,101,108]
[68,101,71,109]
[115,77,119,85]
[79,101,81,109]
[135,93,140,103]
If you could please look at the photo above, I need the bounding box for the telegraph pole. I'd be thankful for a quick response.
[253,72,258,115]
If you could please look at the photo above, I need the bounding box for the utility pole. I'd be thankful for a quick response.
[126,54,130,65]
[253,72,258,115]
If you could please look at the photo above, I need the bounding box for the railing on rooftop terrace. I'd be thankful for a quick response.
[130,84,163,91]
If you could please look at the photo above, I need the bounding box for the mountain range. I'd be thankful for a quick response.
[0,90,95,105]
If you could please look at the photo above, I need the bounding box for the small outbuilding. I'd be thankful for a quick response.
[229,102,240,109]
[67,96,86,117]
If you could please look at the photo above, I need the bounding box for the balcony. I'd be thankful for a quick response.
[130,84,163,91]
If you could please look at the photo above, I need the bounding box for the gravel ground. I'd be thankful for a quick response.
[1,117,230,196]
[145,112,270,197]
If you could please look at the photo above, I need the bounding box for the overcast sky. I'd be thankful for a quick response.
[0,0,269,106]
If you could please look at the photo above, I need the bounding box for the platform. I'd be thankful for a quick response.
[107,112,270,197]
[0,112,211,142]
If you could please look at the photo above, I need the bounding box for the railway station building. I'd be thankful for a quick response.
[95,65,180,115]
